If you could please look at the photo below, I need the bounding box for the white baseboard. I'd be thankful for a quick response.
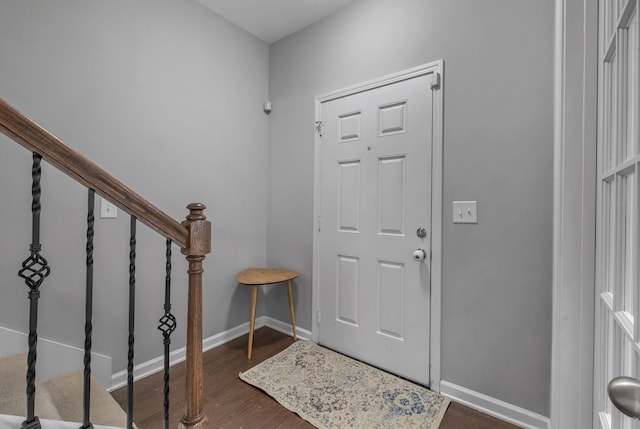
[0,326,112,388]
[440,380,551,429]
[109,316,310,391]
[263,316,313,340]
[1,315,310,393]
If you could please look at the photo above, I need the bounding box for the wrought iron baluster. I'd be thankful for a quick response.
[80,189,96,429]
[127,216,136,429]
[158,239,176,429]
[18,152,51,429]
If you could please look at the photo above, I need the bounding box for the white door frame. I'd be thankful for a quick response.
[311,60,444,391]
[551,0,598,427]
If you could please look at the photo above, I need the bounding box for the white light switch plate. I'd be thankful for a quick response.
[100,197,118,219]
[453,201,477,224]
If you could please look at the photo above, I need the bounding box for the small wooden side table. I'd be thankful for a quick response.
[236,268,299,359]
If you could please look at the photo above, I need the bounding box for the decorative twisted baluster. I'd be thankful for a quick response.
[158,239,176,429]
[127,216,137,429]
[80,189,96,429]
[18,152,51,429]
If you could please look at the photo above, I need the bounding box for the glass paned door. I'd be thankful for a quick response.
[595,0,640,427]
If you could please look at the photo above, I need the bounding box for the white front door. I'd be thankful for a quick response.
[315,69,437,385]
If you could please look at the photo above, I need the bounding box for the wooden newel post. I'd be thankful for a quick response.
[179,203,211,429]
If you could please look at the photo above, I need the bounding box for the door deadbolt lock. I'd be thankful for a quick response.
[416,227,427,238]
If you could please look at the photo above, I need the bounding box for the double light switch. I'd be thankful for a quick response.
[453,201,477,224]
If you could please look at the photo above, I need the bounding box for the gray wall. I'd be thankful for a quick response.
[0,0,269,373]
[0,0,555,417]
[266,0,554,417]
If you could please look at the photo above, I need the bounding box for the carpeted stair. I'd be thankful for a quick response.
[0,353,129,428]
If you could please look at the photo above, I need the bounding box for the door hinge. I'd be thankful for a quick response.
[316,309,321,326]
[317,215,322,232]
[431,72,441,90]
[315,120,323,137]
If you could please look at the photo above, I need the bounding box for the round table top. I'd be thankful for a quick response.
[236,268,299,286]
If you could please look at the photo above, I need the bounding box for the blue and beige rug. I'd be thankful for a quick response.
[239,340,450,428]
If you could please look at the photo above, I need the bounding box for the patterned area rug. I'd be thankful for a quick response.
[239,340,450,429]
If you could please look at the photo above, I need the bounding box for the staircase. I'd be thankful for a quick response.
[0,354,128,428]
[0,416,121,429]
[0,96,211,429]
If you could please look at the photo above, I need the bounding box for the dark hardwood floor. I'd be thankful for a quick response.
[112,327,520,429]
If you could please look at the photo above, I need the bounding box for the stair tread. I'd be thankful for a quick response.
[0,414,124,429]
[0,353,61,420]
[0,354,131,428]
[44,370,127,428]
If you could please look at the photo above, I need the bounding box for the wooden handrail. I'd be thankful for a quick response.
[0,96,210,428]
[0,97,189,249]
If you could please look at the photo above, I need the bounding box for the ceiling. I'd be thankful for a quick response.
[196,0,357,44]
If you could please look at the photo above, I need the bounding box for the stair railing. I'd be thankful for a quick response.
[0,97,210,429]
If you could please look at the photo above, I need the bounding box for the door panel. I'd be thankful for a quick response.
[317,73,433,384]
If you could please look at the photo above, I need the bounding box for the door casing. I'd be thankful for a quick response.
[311,60,444,391]
[550,0,599,426]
